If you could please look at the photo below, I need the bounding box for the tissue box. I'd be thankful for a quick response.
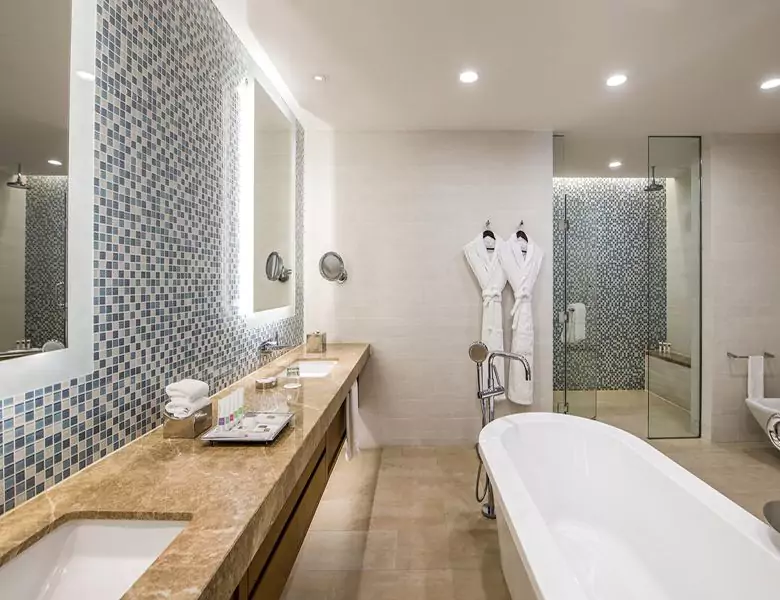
[163,403,213,439]
[306,332,327,353]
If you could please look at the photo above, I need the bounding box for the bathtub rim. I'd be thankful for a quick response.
[479,413,780,600]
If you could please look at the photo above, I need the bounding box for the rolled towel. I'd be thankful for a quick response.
[164,395,211,419]
[165,379,209,401]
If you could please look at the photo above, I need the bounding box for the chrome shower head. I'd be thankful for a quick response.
[6,164,29,190]
[468,341,489,364]
[644,166,664,193]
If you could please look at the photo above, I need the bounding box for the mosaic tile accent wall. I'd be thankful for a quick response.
[0,0,304,514]
[553,178,666,390]
[24,176,68,348]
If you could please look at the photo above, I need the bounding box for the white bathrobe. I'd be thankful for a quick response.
[499,235,543,405]
[464,234,508,397]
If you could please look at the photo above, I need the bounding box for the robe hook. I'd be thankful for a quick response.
[516,220,528,242]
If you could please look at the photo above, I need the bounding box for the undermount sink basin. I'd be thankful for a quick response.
[288,360,337,378]
[0,519,186,600]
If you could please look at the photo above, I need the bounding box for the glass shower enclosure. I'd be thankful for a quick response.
[553,135,702,439]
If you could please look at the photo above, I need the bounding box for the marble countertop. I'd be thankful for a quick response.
[0,342,371,599]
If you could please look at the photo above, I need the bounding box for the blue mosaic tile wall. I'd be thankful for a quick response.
[0,0,304,515]
[25,176,69,349]
[553,178,666,390]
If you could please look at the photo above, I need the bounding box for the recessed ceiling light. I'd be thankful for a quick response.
[608,160,622,169]
[312,74,327,82]
[459,70,479,84]
[760,77,780,90]
[76,70,95,81]
[606,73,628,87]
[48,159,63,166]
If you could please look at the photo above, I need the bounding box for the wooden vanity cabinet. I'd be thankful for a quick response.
[232,396,348,600]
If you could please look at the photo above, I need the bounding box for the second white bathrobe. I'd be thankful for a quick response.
[500,235,543,405]
[464,234,508,397]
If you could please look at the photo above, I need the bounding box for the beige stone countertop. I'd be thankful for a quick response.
[0,342,371,600]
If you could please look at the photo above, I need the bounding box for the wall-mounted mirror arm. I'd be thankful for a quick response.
[319,252,348,284]
[265,251,292,283]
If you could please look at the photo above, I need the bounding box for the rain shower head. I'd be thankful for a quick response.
[644,166,664,193]
[6,164,29,190]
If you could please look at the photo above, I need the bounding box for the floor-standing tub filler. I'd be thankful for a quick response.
[479,413,780,600]
[468,341,531,519]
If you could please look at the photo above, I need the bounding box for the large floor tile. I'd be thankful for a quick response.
[395,525,451,570]
[296,530,398,571]
[451,566,512,600]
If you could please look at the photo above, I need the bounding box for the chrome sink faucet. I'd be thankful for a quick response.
[259,332,292,356]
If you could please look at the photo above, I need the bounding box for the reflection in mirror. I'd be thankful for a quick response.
[0,0,70,361]
[253,80,295,313]
[319,251,348,283]
[265,251,291,283]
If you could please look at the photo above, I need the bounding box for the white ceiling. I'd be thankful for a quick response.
[0,0,70,176]
[248,0,780,133]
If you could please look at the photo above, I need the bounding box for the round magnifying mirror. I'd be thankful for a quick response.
[319,251,348,283]
[468,341,489,364]
[265,251,291,283]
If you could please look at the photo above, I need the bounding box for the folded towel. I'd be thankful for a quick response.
[165,379,209,401]
[345,379,376,461]
[164,396,211,419]
[166,394,208,408]
[748,355,765,399]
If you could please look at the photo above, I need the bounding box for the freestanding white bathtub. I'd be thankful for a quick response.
[479,413,780,600]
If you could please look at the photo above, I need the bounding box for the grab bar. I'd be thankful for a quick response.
[726,351,775,359]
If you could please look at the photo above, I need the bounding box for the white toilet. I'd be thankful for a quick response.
[743,355,780,451]
[745,396,780,451]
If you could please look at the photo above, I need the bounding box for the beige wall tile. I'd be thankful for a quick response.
[704,134,780,441]
[310,131,553,444]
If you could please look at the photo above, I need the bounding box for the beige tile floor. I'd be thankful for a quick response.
[282,446,509,600]
[556,389,696,438]
[282,438,780,599]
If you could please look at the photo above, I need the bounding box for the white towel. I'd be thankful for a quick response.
[164,396,211,419]
[748,355,765,399]
[165,379,209,401]
[345,379,376,461]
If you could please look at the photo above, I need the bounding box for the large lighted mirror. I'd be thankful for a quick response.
[240,73,296,326]
[0,0,95,393]
[0,0,71,360]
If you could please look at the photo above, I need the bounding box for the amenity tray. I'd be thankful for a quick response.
[201,411,294,444]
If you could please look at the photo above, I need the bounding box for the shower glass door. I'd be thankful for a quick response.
[646,136,702,438]
[554,176,598,419]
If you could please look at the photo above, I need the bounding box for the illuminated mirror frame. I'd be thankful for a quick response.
[238,62,297,328]
[0,0,96,397]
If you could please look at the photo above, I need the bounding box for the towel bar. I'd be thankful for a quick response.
[726,351,775,359]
